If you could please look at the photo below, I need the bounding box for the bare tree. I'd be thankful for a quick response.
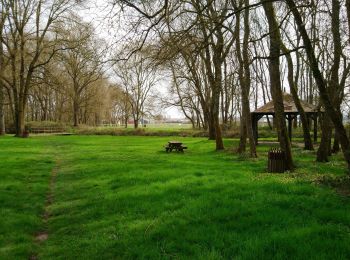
[58,18,103,126]
[0,0,76,136]
[0,1,8,135]
[235,0,257,157]
[114,50,158,128]
[168,62,204,129]
[262,1,294,170]
[110,0,237,150]
[285,0,350,171]
[276,6,314,150]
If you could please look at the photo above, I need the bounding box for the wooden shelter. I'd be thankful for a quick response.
[251,93,321,144]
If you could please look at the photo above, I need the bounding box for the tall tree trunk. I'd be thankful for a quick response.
[318,0,342,160]
[279,42,313,150]
[134,111,139,129]
[212,85,224,150]
[317,115,332,162]
[236,7,247,153]
[15,97,26,137]
[73,98,79,127]
[202,109,208,130]
[214,115,224,150]
[124,115,128,128]
[237,0,256,157]
[242,0,257,157]
[263,1,294,170]
[208,111,216,140]
[286,0,350,171]
[237,120,247,153]
[329,0,342,155]
[124,95,128,128]
[346,0,350,45]
[0,86,5,135]
[196,3,224,150]
[333,130,340,153]
[0,11,6,136]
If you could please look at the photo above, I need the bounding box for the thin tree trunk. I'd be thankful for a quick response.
[0,87,5,135]
[0,10,6,136]
[286,0,350,171]
[237,0,256,157]
[263,1,294,170]
[279,41,313,150]
[73,98,79,127]
[236,8,247,153]
[243,0,257,157]
[212,83,224,150]
[124,114,128,128]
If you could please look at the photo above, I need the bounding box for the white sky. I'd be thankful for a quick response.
[78,1,184,119]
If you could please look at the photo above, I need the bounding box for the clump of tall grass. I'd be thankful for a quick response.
[75,126,208,137]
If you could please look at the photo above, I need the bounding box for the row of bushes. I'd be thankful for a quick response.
[75,126,282,138]
[26,121,68,128]
[5,121,324,138]
[75,127,209,137]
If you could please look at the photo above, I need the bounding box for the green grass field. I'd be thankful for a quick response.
[0,135,349,259]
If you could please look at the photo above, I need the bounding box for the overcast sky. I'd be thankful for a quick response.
[78,1,183,119]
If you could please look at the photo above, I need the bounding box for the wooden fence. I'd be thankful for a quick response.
[29,127,67,134]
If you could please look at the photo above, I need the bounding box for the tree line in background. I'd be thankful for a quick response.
[0,0,159,135]
[1,0,350,172]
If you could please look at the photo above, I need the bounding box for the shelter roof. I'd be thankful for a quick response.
[252,93,319,114]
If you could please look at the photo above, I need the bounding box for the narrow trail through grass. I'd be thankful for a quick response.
[30,155,61,260]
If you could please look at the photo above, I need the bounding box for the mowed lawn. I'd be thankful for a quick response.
[0,136,350,259]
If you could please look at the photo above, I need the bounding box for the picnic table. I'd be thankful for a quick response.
[165,141,188,152]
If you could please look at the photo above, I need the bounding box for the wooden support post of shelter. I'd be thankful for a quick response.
[251,93,322,144]
[313,113,318,143]
[251,113,261,145]
[287,114,292,142]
